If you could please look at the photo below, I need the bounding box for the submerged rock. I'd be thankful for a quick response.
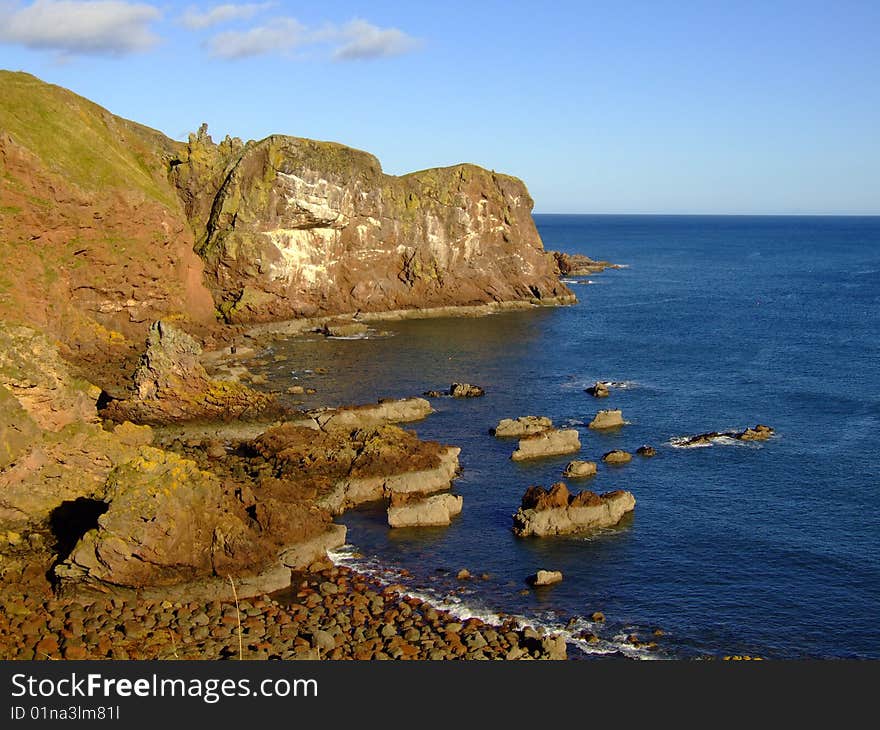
[511,429,581,461]
[491,416,553,438]
[588,409,625,429]
[513,482,635,537]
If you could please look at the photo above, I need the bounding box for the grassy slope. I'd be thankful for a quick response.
[0,70,180,207]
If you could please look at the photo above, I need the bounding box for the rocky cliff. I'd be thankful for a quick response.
[176,132,572,322]
[1,71,573,359]
[0,71,216,381]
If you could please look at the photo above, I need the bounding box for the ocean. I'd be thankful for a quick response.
[253,214,880,659]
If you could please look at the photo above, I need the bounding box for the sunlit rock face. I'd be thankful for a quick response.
[193,135,574,323]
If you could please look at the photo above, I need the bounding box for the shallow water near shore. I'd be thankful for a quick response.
[252,214,880,659]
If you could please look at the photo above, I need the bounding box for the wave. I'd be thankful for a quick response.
[561,379,640,392]
[328,544,664,660]
[327,331,394,341]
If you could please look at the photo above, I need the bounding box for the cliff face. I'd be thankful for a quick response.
[177,134,573,323]
[0,72,215,377]
[1,71,572,356]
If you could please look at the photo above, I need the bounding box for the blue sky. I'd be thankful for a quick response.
[1,0,878,214]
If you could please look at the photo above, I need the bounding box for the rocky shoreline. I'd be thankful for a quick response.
[0,564,567,661]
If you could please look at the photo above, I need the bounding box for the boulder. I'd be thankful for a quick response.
[585,381,610,398]
[513,482,635,537]
[588,409,625,429]
[636,445,657,457]
[450,383,485,398]
[529,570,563,587]
[511,429,581,461]
[602,450,632,465]
[492,416,553,438]
[387,493,463,528]
[562,460,598,478]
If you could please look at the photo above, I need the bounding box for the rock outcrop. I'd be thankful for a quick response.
[0,322,353,600]
[387,493,463,528]
[248,422,461,516]
[636,445,657,457]
[602,450,633,465]
[588,409,625,429]
[585,381,610,398]
[305,398,433,430]
[0,324,141,528]
[450,383,485,398]
[512,482,635,537]
[553,252,622,276]
[511,429,581,461]
[55,447,303,595]
[101,321,273,424]
[491,416,553,438]
[673,425,775,447]
[191,135,573,323]
[737,425,774,441]
[562,460,598,478]
[529,570,563,587]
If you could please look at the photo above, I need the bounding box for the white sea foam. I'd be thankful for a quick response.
[328,544,663,659]
[326,330,394,341]
[561,378,640,392]
[668,433,754,449]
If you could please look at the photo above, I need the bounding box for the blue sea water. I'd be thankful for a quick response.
[257,215,880,659]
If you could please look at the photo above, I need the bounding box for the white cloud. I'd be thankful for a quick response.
[332,19,420,61]
[206,15,420,62]
[0,0,161,56]
[180,2,274,31]
[207,16,304,59]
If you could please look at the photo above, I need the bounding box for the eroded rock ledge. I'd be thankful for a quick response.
[513,482,636,537]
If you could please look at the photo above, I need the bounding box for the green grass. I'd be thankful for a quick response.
[0,71,180,208]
